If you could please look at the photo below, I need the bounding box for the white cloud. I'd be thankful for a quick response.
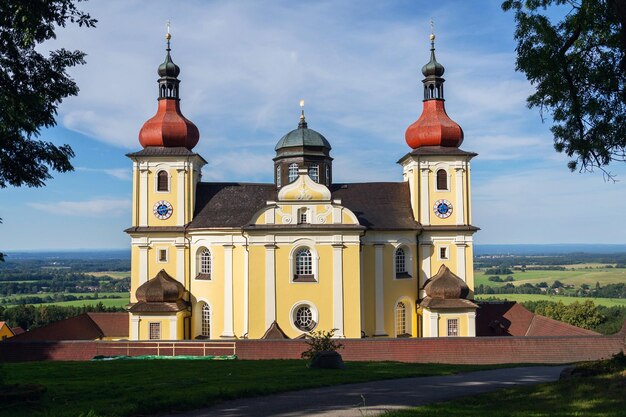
[28,199,130,218]
[75,167,131,181]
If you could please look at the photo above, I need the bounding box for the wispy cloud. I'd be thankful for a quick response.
[75,167,131,181]
[28,199,130,217]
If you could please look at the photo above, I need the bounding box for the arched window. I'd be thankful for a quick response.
[201,303,211,338]
[197,248,211,279]
[395,302,407,337]
[436,169,447,190]
[294,248,314,281]
[325,165,330,186]
[294,305,315,331]
[395,247,411,278]
[157,170,169,192]
[276,165,281,187]
[288,163,299,183]
[308,164,319,183]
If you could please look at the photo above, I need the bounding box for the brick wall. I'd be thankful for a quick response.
[1,333,624,363]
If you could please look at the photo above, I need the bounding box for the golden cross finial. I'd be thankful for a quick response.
[300,99,305,119]
[429,18,435,41]
[166,20,171,40]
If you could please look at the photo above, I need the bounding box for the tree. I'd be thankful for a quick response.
[503,0,626,177]
[0,0,96,259]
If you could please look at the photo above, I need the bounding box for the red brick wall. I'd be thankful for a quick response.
[1,335,624,363]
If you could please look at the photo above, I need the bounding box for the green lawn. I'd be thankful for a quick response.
[475,293,626,307]
[474,266,626,288]
[384,355,626,417]
[1,360,513,417]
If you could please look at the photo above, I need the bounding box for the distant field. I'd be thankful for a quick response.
[87,271,130,279]
[44,296,130,308]
[475,265,626,288]
[475,293,626,307]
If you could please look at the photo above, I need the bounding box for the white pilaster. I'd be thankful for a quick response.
[170,316,178,340]
[130,316,140,340]
[139,243,150,284]
[243,245,249,337]
[265,244,277,329]
[467,312,476,337]
[420,243,432,298]
[455,167,465,225]
[420,167,431,225]
[374,244,387,336]
[175,242,186,285]
[139,167,149,227]
[176,167,186,225]
[456,243,467,282]
[429,312,439,337]
[332,244,344,337]
[221,244,235,338]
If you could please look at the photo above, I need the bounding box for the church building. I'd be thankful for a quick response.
[125,31,479,340]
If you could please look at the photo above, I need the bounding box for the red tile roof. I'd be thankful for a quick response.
[476,301,599,337]
[10,313,129,341]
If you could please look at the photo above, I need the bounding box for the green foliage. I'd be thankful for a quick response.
[0,303,123,330]
[484,267,513,275]
[523,299,610,331]
[0,0,96,189]
[502,0,626,174]
[301,328,344,361]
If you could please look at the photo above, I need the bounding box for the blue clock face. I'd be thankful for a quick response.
[153,200,173,220]
[433,199,453,218]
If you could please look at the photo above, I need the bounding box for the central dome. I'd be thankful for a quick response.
[275,126,331,151]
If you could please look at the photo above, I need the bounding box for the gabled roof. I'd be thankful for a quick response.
[9,313,130,341]
[476,301,600,337]
[188,181,419,231]
[0,321,14,337]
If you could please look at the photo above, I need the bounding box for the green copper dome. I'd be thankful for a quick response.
[422,35,444,77]
[275,118,331,151]
[158,50,180,78]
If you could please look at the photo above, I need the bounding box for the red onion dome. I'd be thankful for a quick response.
[138,31,199,150]
[405,100,463,148]
[139,100,199,149]
[405,33,463,149]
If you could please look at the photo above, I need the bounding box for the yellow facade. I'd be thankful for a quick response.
[126,117,479,342]
[0,322,14,341]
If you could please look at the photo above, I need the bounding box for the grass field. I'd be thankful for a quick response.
[1,360,512,417]
[384,355,626,417]
[41,297,130,308]
[475,293,626,307]
[474,266,626,288]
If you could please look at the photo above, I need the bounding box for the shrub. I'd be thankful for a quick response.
[301,328,343,361]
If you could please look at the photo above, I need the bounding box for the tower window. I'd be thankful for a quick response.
[436,169,447,190]
[157,170,169,192]
[325,165,330,186]
[201,303,211,338]
[395,248,411,278]
[158,249,168,263]
[149,322,161,340]
[395,302,407,337]
[288,163,298,183]
[439,247,448,260]
[276,165,281,187]
[197,248,211,279]
[308,164,319,183]
[298,208,308,224]
[447,319,459,337]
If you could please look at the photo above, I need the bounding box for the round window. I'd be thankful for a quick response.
[294,305,315,331]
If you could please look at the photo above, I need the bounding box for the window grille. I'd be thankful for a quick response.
[288,164,298,182]
[436,169,447,190]
[295,248,312,276]
[447,319,459,337]
[276,165,281,187]
[395,248,406,274]
[298,208,308,224]
[157,171,169,192]
[149,322,161,340]
[200,249,211,275]
[325,165,330,185]
[395,302,406,336]
[440,247,448,259]
[295,305,314,331]
[201,304,211,337]
[308,164,319,183]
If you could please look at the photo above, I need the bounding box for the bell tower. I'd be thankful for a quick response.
[398,32,478,337]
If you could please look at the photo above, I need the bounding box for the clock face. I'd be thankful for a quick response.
[433,199,453,218]
[153,200,173,220]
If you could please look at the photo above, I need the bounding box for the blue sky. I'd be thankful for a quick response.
[1,0,625,251]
